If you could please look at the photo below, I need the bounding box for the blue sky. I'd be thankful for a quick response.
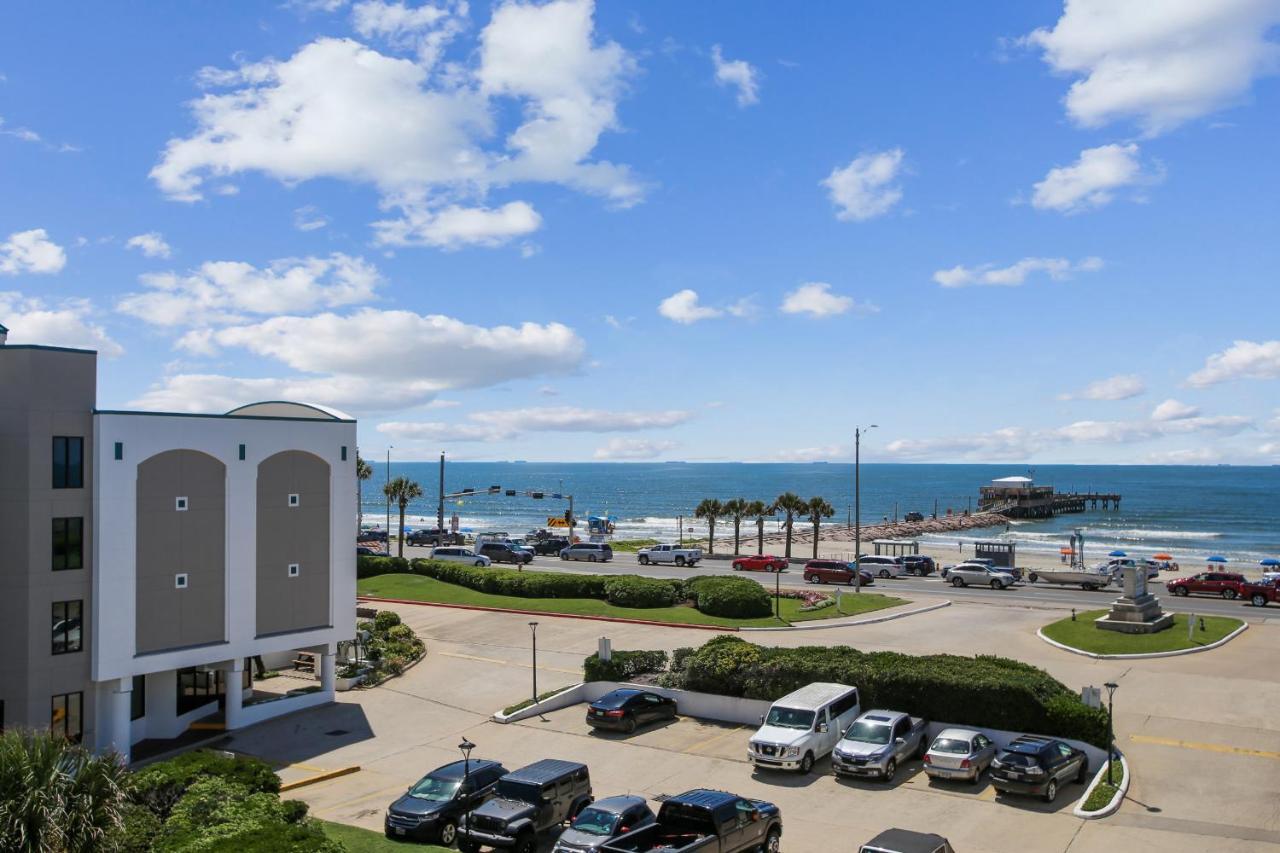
[3,0,1279,464]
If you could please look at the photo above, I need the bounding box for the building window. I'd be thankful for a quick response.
[175,573,188,589]
[288,563,300,578]
[52,517,84,571]
[114,441,123,460]
[341,446,348,461]
[131,675,146,721]
[51,692,83,743]
[287,493,299,507]
[238,444,246,461]
[52,437,84,489]
[175,496,188,511]
[51,600,83,655]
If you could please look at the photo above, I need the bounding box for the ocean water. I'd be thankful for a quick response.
[360,462,1280,563]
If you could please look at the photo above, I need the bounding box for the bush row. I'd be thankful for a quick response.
[621,635,1108,747]
[683,575,772,618]
[583,649,670,682]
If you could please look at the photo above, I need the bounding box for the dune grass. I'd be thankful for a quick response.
[1042,609,1242,655]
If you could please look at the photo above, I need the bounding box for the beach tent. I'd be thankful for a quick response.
[1260,558,1280,567]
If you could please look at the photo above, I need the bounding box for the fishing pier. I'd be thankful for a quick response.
[978,476,1121,519]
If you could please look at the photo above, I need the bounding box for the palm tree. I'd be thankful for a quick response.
[0,729,129,853]
[772,492,807,560]
[383,476,423,558]
[356,452,372,540]
[694,498,725,556]
[722,498,751,556]
[806,496,836,558]
[747,500,771,555]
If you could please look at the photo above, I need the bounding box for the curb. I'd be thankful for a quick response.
[742,600,950,632]
[1036,620,1249,659]
[492,684,584,724]
[356,596,738,631]
[1073,754,1129,819]
[279,765,361,792]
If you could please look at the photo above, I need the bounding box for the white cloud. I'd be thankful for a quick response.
[117,253,381,327]
[711,44,759,106]
[780,282,875,318]
[933,256,1103,288]
[293,206,330,231]
[1031,143,1160,213]
[1025,0,1280,135]
[125,232,173,259]
[129,373,445,414]
[373,201,541,248]
[1151,398,1200,421]
[1058,373,1146,401]
[152,0,640,241]
[822,148,905,221]
[1187,340,1280,386]
[659,289,722,324]
[593,438,678,460]
[0,229,67,275]
[0,291,122,356]
[351,0,467,66]
[0,117,40,143]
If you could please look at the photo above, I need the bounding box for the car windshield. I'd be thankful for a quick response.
[408,775,460,802]
[932,738,971,754]
[764,707,815,729]
[570,807,620,836]
[844,720,891,744]
[495,779,542,801]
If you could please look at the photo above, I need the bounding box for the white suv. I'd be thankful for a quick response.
[430,546,491,567]
[748,682,861,773]
[857,555,904,579]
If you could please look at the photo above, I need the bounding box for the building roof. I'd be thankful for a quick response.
[0,322,8,333]
[224,401,354,420]
[773,682,856,709]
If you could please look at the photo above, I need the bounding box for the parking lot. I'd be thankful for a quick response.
[226,598,1280,852]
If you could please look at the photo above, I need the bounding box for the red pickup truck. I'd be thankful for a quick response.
[1241,578,1280,608]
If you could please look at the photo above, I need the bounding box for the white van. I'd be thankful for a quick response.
[747,682,861,773]
[857,556,904,579]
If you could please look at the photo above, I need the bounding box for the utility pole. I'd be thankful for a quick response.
[855,425,877,594]
[437,451,446,543]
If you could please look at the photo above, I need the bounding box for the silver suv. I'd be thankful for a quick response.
[431,546,491,567]
[947,563,1015,589]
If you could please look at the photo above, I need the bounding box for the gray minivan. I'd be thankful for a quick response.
[560,543,613,563]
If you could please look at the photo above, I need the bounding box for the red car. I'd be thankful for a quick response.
[802,559,874,587]
[1241,578,1280,608]
[732,554,789,572]
[1167,571,1248,600]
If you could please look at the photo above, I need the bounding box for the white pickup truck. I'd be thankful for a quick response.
[637,543,703,567]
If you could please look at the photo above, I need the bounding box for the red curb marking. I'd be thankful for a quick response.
[355,595,739,631]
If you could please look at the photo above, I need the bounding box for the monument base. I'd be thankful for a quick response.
[1095,593,1174,634]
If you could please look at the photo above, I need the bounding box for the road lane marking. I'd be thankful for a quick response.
[439,650,581,675]
[1129,734,1280,761]
[684,724,744,754]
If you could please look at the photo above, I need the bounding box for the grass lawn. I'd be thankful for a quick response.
[318,819,450,852]
[1082,759,1125,811]
[1042,609,1243,655]
[358,574,907,628]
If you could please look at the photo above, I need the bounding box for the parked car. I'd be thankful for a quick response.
[600,789,781,853]
[923,728,997,785]
[903,512,926,523]
[534,537,571,556]
[748,683,861,773]
[857,555,905,579]
[356,545,382,556]
[802,559,873,587]
[431,546,492,567]
[958,557,1023,581]
[385,758,508,844]
[1167,571,1249,600]
[732,553,788,572]
[479,542,533,566]
[900,555,936,576]
[458,759,593,853]
[561,543,614,563]
[832,710,929,782]
[947,563,1017,589]
[990,735,1088,803]
[361,528,389,542]
[859,828,955,853]
[407,527,448,546]
[1242,577,1280,607]
[638,543,703,567]
[586,688,677,734]
[553,795,656,853]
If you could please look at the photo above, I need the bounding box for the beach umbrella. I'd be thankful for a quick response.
[1206,555,1228,563]
[1260,558,1280,567]
[1152,552,1174,561]
[1108,549,1127,557]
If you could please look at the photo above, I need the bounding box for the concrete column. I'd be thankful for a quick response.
[224,660,244,730]
[320,651,336,694]
[109,678,133,763]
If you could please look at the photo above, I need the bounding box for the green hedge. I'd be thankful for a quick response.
[604,576,678,608]
[357,555,409,579]
[130,750,279,820]
[583,649,670,682]
[658,635,1109,747]
[683,576,772,618]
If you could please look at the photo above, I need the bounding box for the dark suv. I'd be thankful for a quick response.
[535,537,571,555]
[900,555,936,576]
[990,735,1088,803]
[479,542,533,565]
[459,759,593,853]
[385,758,507,845]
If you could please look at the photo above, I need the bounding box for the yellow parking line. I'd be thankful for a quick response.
[279,765,362,791]
[439,650,580,675]
[1129,735,1280,761]
[685,725,744,754]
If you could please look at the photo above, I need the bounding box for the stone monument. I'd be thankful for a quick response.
[1096,563,1174,633]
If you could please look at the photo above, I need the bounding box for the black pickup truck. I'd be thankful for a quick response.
[601,789,781,853]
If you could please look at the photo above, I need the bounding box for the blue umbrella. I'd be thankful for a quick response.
[1206,555,1228,563]
[1108,549,1127,557]
[1260,558,1280,567]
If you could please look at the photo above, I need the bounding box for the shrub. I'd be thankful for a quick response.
[410,559,674,602]
[373,610,402,631]
[583,649,670,682]
[357,555,410,579]
[130,750,279,820]
[153,777,340,852]
[604,576,678,608]
[685,576,772,618]
[116,802,163,852]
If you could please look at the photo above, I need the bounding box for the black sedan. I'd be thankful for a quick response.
[385,758,507,844]
[586,688,677,734]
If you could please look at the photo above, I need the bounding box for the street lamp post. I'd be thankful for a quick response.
[529,622,539,706]
[385,447,392,553]
[437,451,446,542]
[1104,681,1118,785]
[458,737,475,788]
[854,425,878,594]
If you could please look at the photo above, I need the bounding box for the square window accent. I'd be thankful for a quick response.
[175,497,188,511]
[175,573,189,589]
[288,563,300,578]
[288,493,299,507]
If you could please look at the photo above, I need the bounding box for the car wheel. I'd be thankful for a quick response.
[763,828,781,853]
[1043,778,1058,803]
[1075,759,1089,784]
[514,833,536,853]
[918,738,929,760]
[625,718,637,734]
[734,563,742,570]
[952,576,965,588]
[1029,573,1039,583]
[884,758,897,782]
[800,752,814,774]
[1252,593,1268,607]
[879,569,890,579]
[438,820,457,846]
[588,554,597,562]
[970,768,982,785]
[639,555,649,565]
[474,560,484,567]
[560,554,568,560]
[991,579,1003,590]
[1173,586,1188,596]
[675,556,686,567]
[1222,588,1237,600]
[805,574,817,584]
